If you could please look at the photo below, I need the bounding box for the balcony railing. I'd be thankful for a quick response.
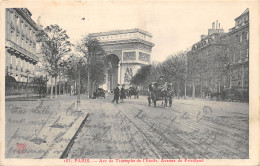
[5,40,38,63]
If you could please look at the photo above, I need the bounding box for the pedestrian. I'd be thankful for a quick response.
[134,86,139,99]
[120,84,126,102]
[112,84,120,104]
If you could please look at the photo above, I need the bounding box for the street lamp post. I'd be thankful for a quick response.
[77,61,81,111]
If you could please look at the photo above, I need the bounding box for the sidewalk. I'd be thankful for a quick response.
[5,94,42,100]
[5,94,90,158]
[5,93,71,101]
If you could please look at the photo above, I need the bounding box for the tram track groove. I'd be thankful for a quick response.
[116,105,179,159]
[125,101,248,158]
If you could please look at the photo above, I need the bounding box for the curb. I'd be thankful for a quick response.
[60,113,90,159]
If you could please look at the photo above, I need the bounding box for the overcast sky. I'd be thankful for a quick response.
[29,1,249,62]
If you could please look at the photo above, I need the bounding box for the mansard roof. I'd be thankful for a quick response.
[235,8,249,21]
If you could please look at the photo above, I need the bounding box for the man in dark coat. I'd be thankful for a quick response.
[120,84,126,102]
[112,84,120,104]
[157,76,165,86]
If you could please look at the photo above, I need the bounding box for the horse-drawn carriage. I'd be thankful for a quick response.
[147,82,174,107]
[93,88,106,99]
[126,86,139,99]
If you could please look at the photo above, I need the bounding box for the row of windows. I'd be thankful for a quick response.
[230,67,249,81]
[9,55,35,72]
[236,15,249,26]
[7,10,37,43]
[238,31,249,42]
[192,46,248,62]
[227,49,249,62]
[194,70,248,88]
[9,30,36,54]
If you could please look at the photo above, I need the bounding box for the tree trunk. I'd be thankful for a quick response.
[63,83,65,95]
[89,81,95,98]
[229,69,232,88]
[87,70,90,98]
[184,80,186,99]
[55,76,57,98]
[77,65,81,111]
[200,83,202,98]
[85,82,88,94]
[58,78,61,95]
[94,82,96,94]
[50,76,53,99]
[192,79,195,99]
[218,81,220,93]
[46,81,48,96]
[177,82,180,99]
[241,65,244,91]
[74,81,77,95]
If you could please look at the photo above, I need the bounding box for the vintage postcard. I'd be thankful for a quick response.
[0,0,259,165]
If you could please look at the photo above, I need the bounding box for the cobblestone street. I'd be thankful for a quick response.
[67,95,249,159]
[5,93,249,159]
[6,94,248,159]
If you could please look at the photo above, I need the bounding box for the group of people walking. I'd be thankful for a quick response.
[112,84,126,104]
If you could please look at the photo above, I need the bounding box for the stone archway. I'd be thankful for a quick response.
[89,29,155,90]
[107,54,119,91]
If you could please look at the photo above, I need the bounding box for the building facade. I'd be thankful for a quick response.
[89,28,154,90]
[187,9,249,98]
[187,20,226,95]
[5,8,39,82]
[227,8,249,92]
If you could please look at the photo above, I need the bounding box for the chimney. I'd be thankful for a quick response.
[219,23,220,29]
[212,22,215,29]
[216,20,218,29]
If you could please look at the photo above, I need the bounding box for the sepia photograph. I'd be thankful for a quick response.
[0,0,259,165]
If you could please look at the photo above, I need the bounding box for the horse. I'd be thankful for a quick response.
[148,82,173,107]
[164,88,174,107]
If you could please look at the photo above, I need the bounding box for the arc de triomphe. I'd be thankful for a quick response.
[89,28,154,91]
